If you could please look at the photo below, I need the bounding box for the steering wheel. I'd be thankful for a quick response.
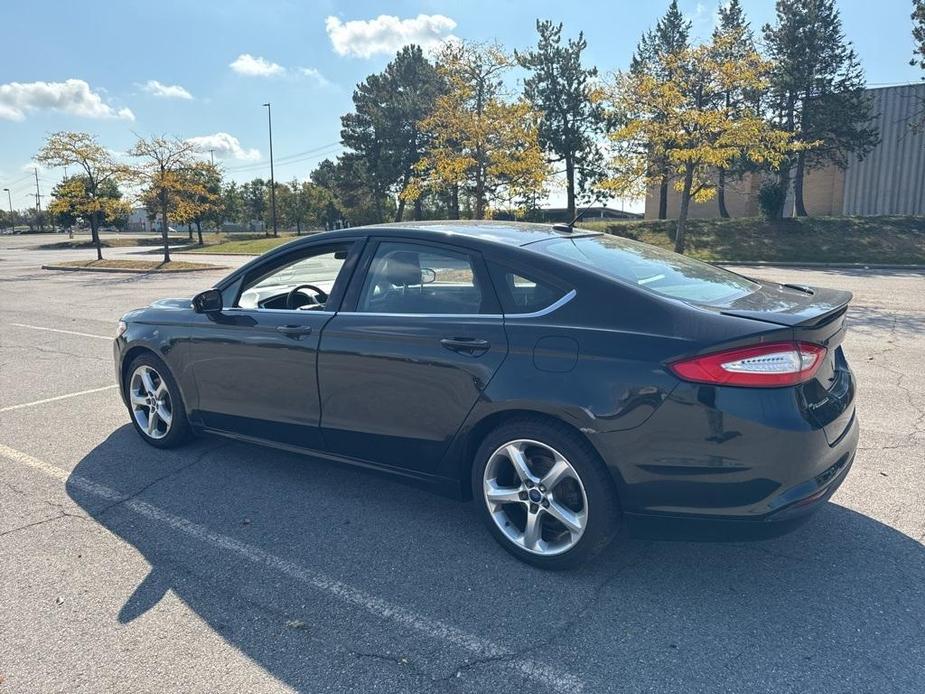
[286,284,329,310]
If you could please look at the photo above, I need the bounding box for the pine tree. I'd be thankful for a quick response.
[763,0,879,217]
[712,0,758,218]
[914,0,925,74]
[629,1,691,219]
[516,20,604,218]
[340,45,442,223]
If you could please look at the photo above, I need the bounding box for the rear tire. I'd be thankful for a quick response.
[471,418,621,569]
[124,352,192,449]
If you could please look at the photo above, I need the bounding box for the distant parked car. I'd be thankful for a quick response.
[114,221,858,568]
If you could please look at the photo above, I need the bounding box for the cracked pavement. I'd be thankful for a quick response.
[1,235,924,693]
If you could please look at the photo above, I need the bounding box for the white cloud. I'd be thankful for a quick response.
[186,132,260,161]
[298,67,331,87]
[324,14,457,58]
[141,80,193,100]
[0,79,135,122]
[229,54,285,77]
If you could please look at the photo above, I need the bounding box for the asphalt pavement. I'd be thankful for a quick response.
[1,234,924,693]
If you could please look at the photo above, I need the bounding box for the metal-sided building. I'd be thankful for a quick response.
[645,82,925,219]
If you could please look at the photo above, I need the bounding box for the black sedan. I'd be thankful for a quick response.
[114,221,858,568]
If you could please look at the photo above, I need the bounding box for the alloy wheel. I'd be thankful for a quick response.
[482,439,588,556]
[129,365,173,440]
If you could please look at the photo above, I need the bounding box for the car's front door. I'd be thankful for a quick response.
[186,240,361,449]
[317,239,508,472]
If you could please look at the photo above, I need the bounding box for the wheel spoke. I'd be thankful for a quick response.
[540,458,572,491]
[523,510,542,550]
[140,369,157,396]
[485,480,523,506]
[155,380,169,398]
[505,444,537,484]
[545,501,584,535]
[146,410,158,435]
[156,403,172,427]
[130,391,147,407]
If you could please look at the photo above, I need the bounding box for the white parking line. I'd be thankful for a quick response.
[0,442,583,693]
[10,323,111,341]
[0,384,119,412]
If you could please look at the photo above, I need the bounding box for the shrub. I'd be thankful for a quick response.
[758,182,786,220]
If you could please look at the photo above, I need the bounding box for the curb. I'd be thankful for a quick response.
[42,264,225,274]
[716,260,925,270]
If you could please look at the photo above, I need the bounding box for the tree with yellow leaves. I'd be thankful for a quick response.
[603,34,797,253]
[172,162,223,245]
[406,40,547,219]
[128,136,200,263]
[36,131,129,260]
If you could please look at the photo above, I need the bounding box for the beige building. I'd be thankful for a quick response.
[645,83,924,219]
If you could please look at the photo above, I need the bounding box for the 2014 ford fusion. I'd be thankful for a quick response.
[114,221,857,568]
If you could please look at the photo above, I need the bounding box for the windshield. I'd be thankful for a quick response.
[539,234,758,304]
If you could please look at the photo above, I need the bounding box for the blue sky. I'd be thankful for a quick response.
[1,0,920,211]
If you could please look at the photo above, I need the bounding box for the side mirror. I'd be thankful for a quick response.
[420,267,437,285]
[192,288,223,314]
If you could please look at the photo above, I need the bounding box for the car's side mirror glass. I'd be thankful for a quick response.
[420,268,437,285]
[192,288,223,313]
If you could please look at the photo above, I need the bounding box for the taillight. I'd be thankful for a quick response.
[668,341,826,387]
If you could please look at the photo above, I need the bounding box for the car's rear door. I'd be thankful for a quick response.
[317,238,508,472]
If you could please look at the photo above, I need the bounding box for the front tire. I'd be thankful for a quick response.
[471,418,621,569]
[124,352,192,449]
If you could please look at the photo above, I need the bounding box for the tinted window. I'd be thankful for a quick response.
[357,242,487,314]
[492,267,567,314]
[539,235,757,304]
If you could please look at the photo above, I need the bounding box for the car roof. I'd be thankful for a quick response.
[341,220,602,248]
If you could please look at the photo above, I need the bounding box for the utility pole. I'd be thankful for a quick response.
[2,188,13,233]
[263,102,278,237]
[209,149,214,166]
[33,168,45,232]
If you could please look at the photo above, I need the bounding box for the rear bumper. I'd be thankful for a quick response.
[624,433,856,541]
[589,377,859,539]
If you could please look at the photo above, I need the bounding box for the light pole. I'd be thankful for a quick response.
[263,102,278,237]
[2,188,12,234]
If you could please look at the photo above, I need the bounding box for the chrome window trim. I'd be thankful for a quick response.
[339,289,576,320]
[505,288,577,318]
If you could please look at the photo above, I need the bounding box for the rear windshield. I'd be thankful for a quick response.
[538,234,757,304]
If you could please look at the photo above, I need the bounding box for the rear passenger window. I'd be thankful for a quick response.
[357,242,489,315]
[495,268,568,314]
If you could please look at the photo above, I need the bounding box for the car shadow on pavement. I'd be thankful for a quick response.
[66,426,925,693]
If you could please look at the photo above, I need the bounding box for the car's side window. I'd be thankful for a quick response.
[236,245,350,311]
[489,264,568,314]
[356,242,489,315]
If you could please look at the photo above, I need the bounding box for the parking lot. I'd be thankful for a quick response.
[1,235,924,693]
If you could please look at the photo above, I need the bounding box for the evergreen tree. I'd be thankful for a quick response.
[763,0,879,217]
[516,20,604,218]
[629,1,691,219]
[340,45,442,223]
[712,0,758,218]
[914,0,925,74]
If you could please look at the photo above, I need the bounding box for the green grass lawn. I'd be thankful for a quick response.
[183,216,925,264]
[43,259,218,272]
[577,215,925,264]
[34,236,190,250]
[184,233,308,255]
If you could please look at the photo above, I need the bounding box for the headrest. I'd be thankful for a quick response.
[384,251,422,287]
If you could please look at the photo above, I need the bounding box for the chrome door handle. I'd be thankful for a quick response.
[277,325,313,337]
[440,337,490,354]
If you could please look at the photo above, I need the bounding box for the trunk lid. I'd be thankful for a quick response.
[715,282,852,329]
[712,280,855,445]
